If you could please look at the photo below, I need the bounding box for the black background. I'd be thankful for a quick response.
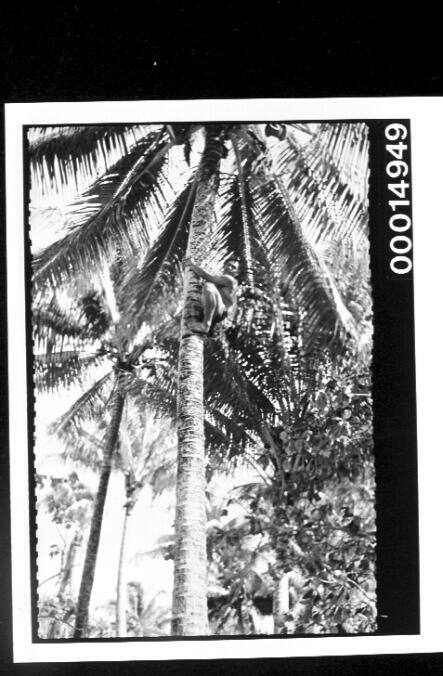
[1,0,443,673]
[368,122,419,634]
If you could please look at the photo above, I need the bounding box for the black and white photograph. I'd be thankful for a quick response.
[6,98,437,663]
[30,119,375,640]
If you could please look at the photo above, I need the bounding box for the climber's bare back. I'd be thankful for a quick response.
[184,257,239,334]
[208,275,237,310]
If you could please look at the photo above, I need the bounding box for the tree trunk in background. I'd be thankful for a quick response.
[230,132,254,287]
[59,529,82,598]
[172,126,225,636]
[273,572,291,633]
[272,495,300,634]
[47,530,83,639]
[116,503,131,637]
[73,372,126,638]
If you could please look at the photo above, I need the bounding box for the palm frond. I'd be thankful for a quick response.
[250,176,358,348]
[204,411,257,457]
[77,290,112,338]
[217,176,255,286]
[217,177,243,258]
[59,427,104,471]
[32,129,171,287]
[317,123,370,204]
[275,123,369,246]
[48,370,114,439]
[204,336,275,423]
[28,125,155,192]
[34,349,107,393]
[32,303,88,349]
[132,357,178,418]
[32,287,112,359]
[124,176,197,328]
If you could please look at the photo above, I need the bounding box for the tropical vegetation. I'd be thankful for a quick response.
[31,119,375,637]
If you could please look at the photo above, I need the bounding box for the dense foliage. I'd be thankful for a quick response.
[205,351,375,635]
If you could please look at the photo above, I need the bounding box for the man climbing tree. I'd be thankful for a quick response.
[184,257,239,335]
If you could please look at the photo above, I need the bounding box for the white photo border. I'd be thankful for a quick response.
[6,97,441,662]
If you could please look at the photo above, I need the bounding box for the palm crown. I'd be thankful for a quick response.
[32,122,369,355]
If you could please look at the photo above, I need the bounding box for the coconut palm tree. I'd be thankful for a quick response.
[33,265,170,638]
[153,216,374,632]
[31,120,370,635]
[133,122,369,635]
[114,403,176,637]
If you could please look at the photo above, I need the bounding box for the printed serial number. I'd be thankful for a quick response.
[385,123,412,274]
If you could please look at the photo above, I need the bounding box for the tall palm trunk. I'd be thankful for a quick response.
[73,371,126,638]
[116,503,131,637]
[172,126,225,636]
[116,471,137,638]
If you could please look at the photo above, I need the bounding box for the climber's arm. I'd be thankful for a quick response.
[184,258,234,288]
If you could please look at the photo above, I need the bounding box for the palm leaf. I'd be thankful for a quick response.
[250,176,358,347]
[32,303,89,350]
[48,370,114,439]
[216,135,359,349]
[28,125,154,192]
[34,349,107,393]
[275,123,369,246]
[77,289,112,338]
[32,129,171,287]
[59,427,104,471]
[217,176,255,286]
[204,411,258,458]
[32,287,112,359]
[125,175,197,331]
[204,336,275,424]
